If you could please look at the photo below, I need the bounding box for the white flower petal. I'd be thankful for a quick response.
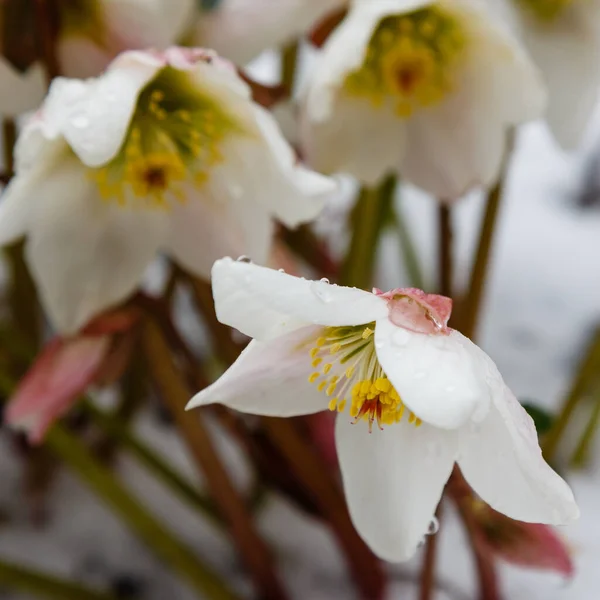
[166,181,274,280]
[25,158,169,334]
[458,381,579,525]
[212,258,389,340]
[301,96,407,186]
[399,4,545,198]
[336,414,458,561]
[375,322,490,429]
[44,51,164,167]
[187,325,328,415]
[193,0,347,64]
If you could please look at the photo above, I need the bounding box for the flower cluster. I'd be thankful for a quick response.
[0,0,586,588]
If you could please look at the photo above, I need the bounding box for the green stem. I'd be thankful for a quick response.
[45,425,238,600]
[0,559,118,600]
[280,41,299,93]
[544,326,600,461]
[391,199,425,290]
[570,384,600,468]
[341,175,396,289]
[82,400,223,527]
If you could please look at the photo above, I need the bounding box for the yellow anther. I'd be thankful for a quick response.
[330,343,341,354]
[345,367,355,379]
[337,399,347,412]
[328,398,338,411]
[312,357,322,367]
[310,347,320,358]
[408,412,416,424]
[151,89,165,102]
[323,363,333,374]
[397,404,405,421]
[317,381,327,392]
[415,418,423,427]
[326,383,337,396]
[362,327,374,339]
[308,372,320,383]
[330,376,339,384]
[316,337,326,347]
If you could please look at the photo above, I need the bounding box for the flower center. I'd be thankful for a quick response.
[90,67,242,208]
[307,324,421,432]
[344,7,465,118]
[515,0,575,22]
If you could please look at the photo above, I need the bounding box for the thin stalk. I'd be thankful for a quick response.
[438,205,453,297]
[391,201,425,290]
[34,0,60,83]
[82,400,223,527]
[543,327,600,462]
[45,425,237,600]
[419,507,442,600]
[2,118,16,175]
[0,559,118,600]
[459,134,513,338]
[262,417,386,600]
[341,176,396,289]
[142,319,288,600]
[280,40,299,93]
[570,384,600,468]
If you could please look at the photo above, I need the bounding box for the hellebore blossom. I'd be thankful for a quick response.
[0,0,194,115]
[301,0,546,199]
[0,48,334,335]
[491,0,600,148]
[188,259,579,562]
[192,0,348,65]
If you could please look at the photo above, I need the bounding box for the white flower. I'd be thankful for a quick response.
[188,258,579,562]
[0,48,335,335]
[300,0,546,199]
[490,0,600,148]
[192,0,348,65]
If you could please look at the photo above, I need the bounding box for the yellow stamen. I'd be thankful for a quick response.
[308,372,320,383]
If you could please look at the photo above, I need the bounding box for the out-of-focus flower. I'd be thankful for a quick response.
[187,259,579,561]
[0,47,334,334]
[192,0,348,65]
[301,0,546,199]
[0,0,193,116]
[491,0,600,148]
[471,501,574,576]
[4,309,139,444]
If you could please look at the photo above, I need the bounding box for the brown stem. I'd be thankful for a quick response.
[419,506,442,600]
[142,319,288,600]
[448,470,501,600]
[34,0,61,83]
[262,417,386,600]
[3,118,17,176]
[438,204,453,297]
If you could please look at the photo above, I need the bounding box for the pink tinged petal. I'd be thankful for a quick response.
[458,382,579,525]
[211,258,389,341]
[474,505,574,577]
[81,307,140,336]
[4,335,111,444]
[25,158,169,335]
[335,414,458,562]
[375,321,490,429]
[45,50,165,167]
[376,287,452,334]
[166,182,274,281]
[194,0,347,64]
[186,325,327,416]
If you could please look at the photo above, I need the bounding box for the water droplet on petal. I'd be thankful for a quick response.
[392,328,411,347]
[310,280,332,303]
[320,277,330,284]
[278,268,285,273]
[427,517,439,535]
[236,255,252,263]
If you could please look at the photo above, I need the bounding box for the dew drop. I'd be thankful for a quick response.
[71,114,89,129]
[278,268,285,273]
[392,328,411,347]
[320,277,330,284]
[236,255,252,263]
[310,280,332,303]
[427,517,439,535]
